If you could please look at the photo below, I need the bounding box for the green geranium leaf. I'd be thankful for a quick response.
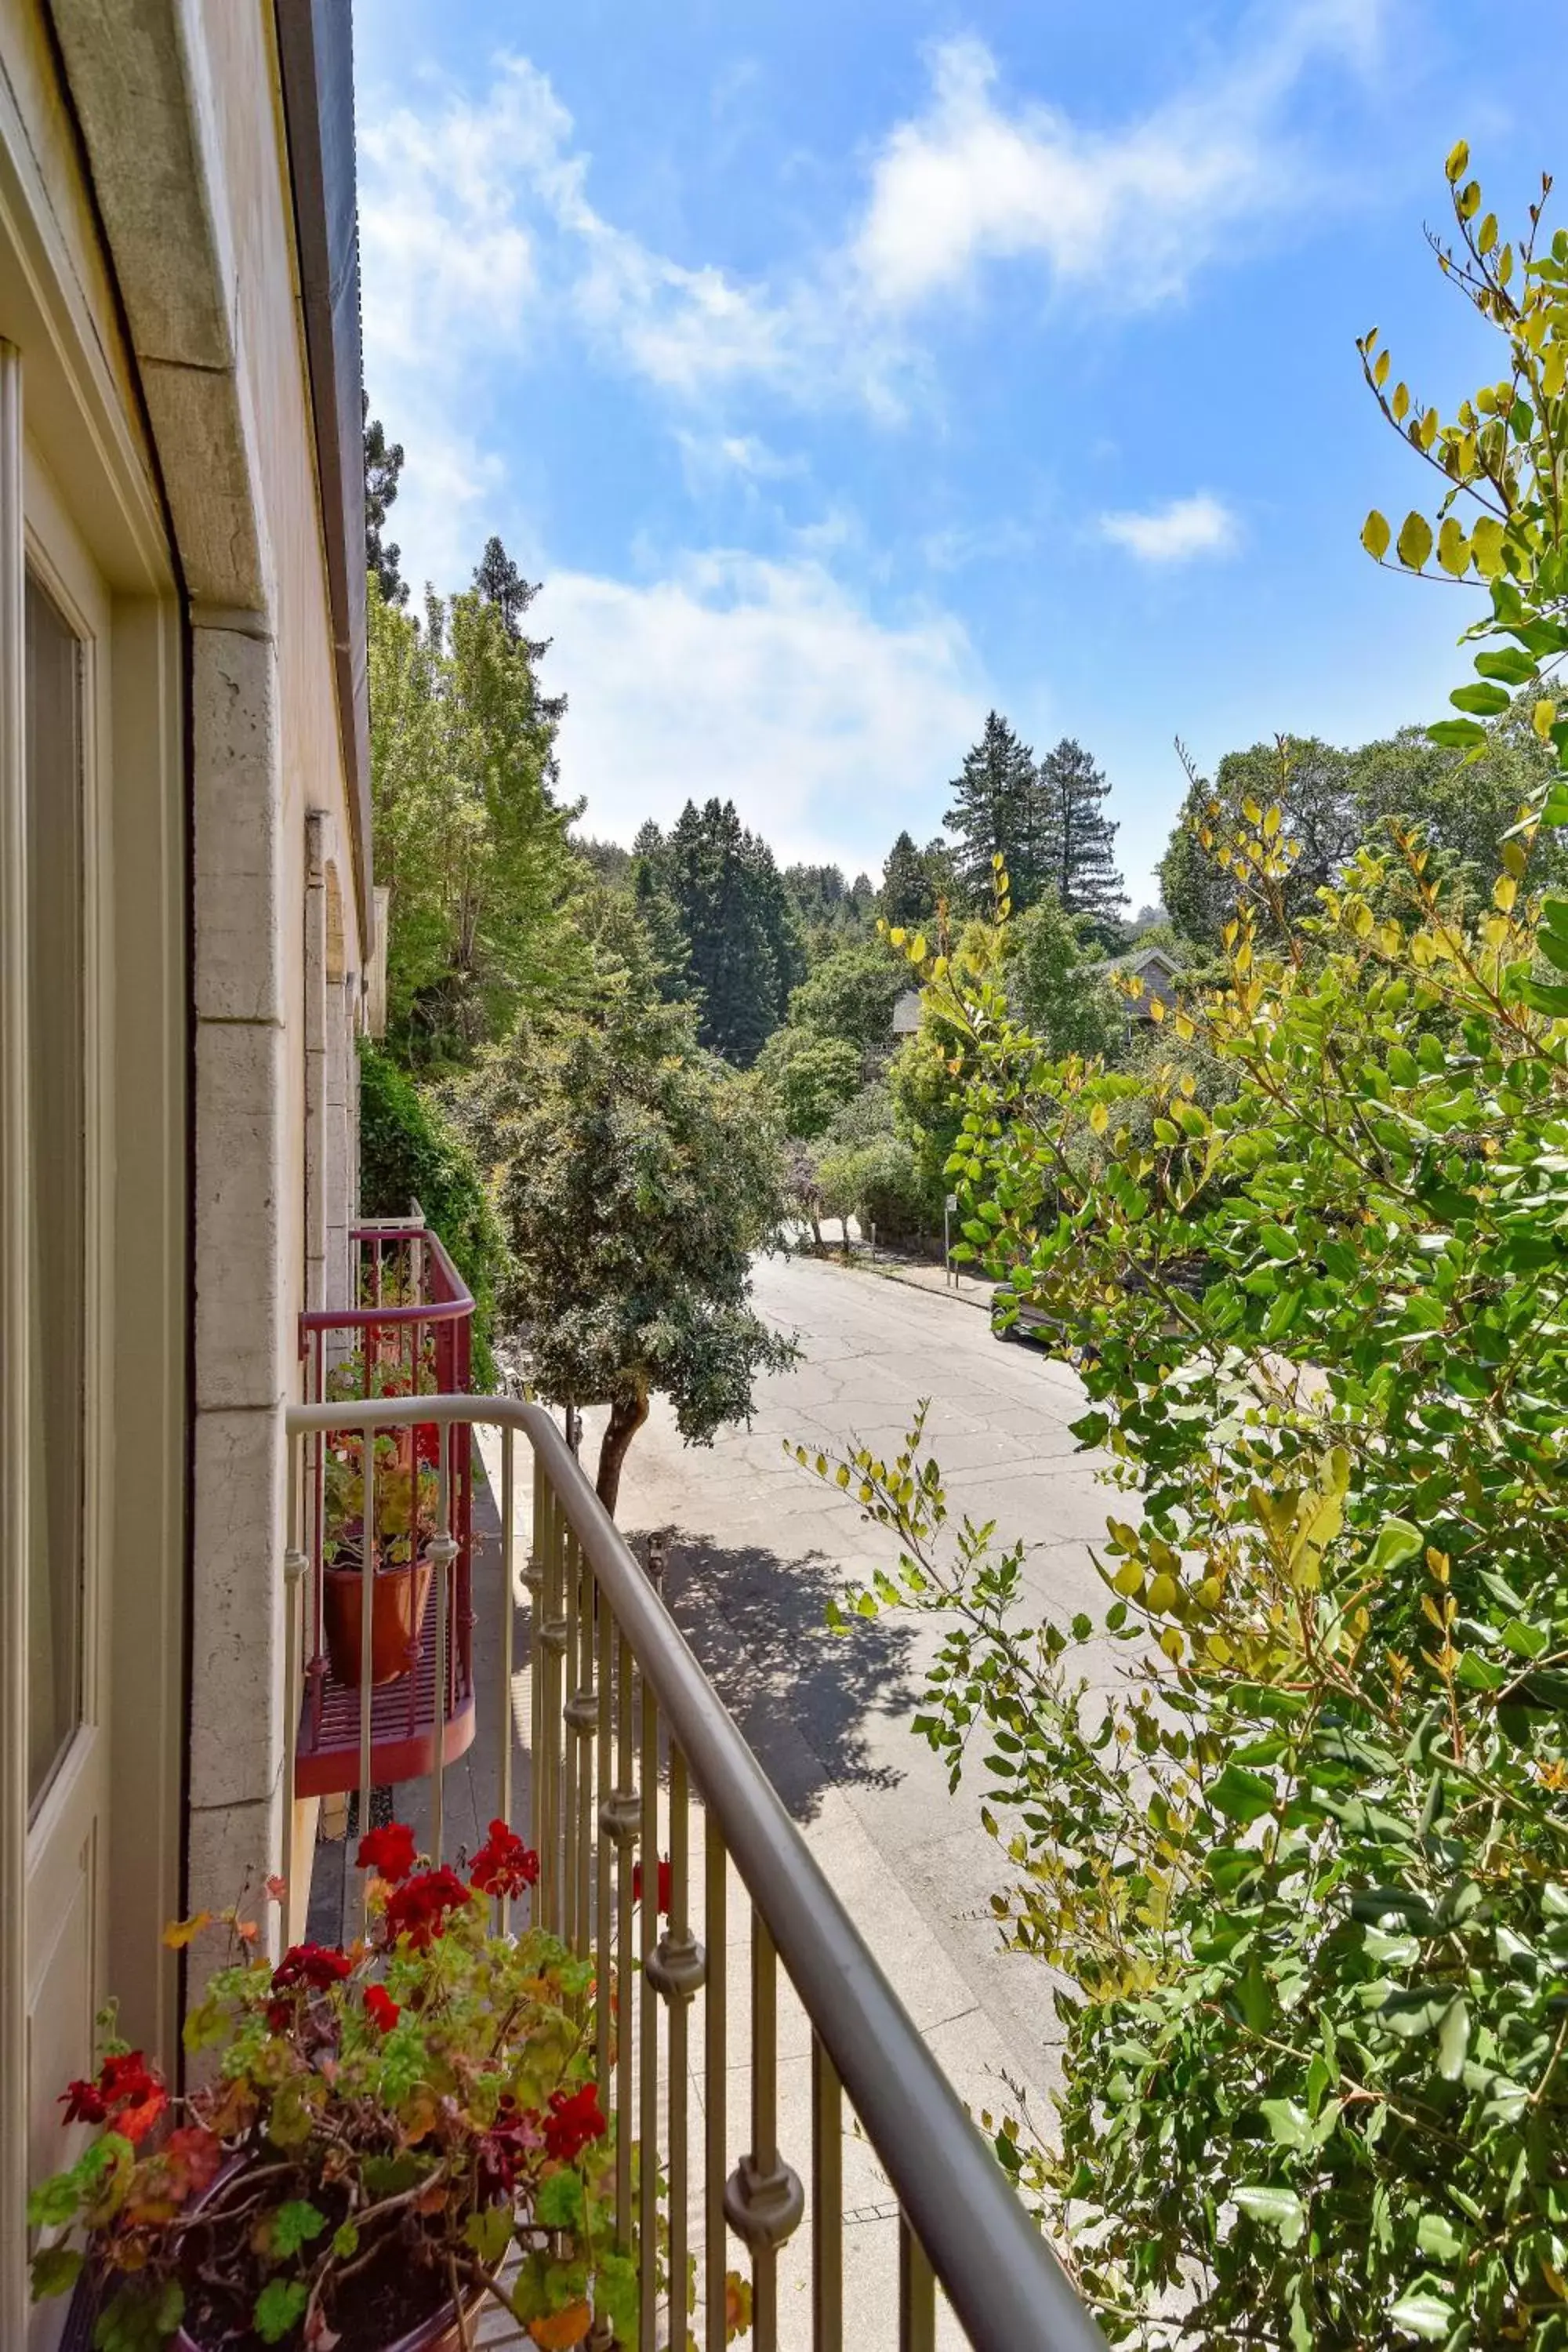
[29,2245,83,2301]
[253,2280,310,2346]
[535,2167,586,2230]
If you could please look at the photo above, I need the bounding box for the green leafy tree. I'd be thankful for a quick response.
[785,939,907,1057]
[946,712,1041,907]
[466,938,794,1512]
[364,401,407,606]
[1036,738,1126,940]
[368,577,582,1063]
[1161,722,1560,950]
[881,832,959,929]
[754,1027,862,1140]
[1003,891,1123,1059]
[357,1043,509,1387]
[798,155,1568,2350]
[783,863,877,958]
[1160,735,1356,948]
[659,799,804,1065]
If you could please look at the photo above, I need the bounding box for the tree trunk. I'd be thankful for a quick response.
[596,1388,650,1517]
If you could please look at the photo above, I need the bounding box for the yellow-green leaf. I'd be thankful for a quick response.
[1445,139,1469,183]
[1436,517,1468,576]
[1361,510,1391,561]
[1469,514,1506,576]
[1535,699,1559,742]
[1396,511,1433,572]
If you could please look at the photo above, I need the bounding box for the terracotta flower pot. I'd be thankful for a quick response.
[322,1550,434,1688]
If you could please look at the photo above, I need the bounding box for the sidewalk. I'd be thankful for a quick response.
[797,1236,996,1315]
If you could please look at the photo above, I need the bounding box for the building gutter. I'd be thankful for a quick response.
[273,0,373,958]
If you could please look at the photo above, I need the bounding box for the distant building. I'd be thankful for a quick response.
[891,988,923,1036]
[1096,943,1183,1022]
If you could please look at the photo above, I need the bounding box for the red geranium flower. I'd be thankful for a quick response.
[477,2096,543,2201]
[543,2082,606,2164]
[363,1984,401,2034]
[633,1856,673,1915]
[356,1820,418,1885]
[470,1819,539,1899]
[59,2077,107,2126]
[383,1866,472,1949]
[271,1943,353,1994]
[60,2052,168,2144]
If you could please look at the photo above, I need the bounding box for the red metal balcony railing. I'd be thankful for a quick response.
[293,1221,477,1797]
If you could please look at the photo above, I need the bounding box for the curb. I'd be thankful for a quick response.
[821,1251,994,1315]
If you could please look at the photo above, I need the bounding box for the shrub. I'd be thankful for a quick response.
[816,1132,935,1243]
[358,1041,507,1388]
[798,154,1568,2349]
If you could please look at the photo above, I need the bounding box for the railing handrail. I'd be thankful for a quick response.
[284,1392,1104,2351]
[298,1225,475,1335]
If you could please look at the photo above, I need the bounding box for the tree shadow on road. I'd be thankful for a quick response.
[638,1525,920,1825]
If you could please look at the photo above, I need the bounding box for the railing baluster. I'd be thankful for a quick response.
[705,1813,728,2352]
[574,1536,594,1959]
[281,1437,307,1938]
[563,1524,581,1951]
[536,1477,564,1936]
[898,2213,937,2352]
[639,1676,659,2350]
[724,1914,804,2352]
[645,1747,702,2352]
[282,1394,1109,2352]
[595,1577,614,2122]
[428,1421,452,1866]
[615,1629,637,2249]
[753,1916,781,2352]
[811,2036,844,2352]
[528,1455,547,1868]
[497,1425,515,1935]
[358,1417,376,1915]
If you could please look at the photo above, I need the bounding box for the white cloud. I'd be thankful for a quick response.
[357,4,1385,453]
[534,554,983,867]
[1099,492,1240,564]
[852,4,1386,312]
[358,56,810,410]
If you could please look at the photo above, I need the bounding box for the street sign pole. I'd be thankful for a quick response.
[945,1193,958,1289]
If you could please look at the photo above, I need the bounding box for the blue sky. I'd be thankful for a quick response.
[353,0,1544,906]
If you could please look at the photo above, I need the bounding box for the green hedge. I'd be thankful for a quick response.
[358,1040,508,1388]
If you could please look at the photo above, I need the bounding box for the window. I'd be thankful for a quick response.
[25,568,85,1812]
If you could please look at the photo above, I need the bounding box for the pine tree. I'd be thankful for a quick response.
[364,400,407,606]
[944,712,1041,906]
[664,800,793,1065]
[1036,738,1126,941]
[881,831,930,926]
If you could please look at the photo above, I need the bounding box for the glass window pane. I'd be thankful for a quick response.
[25,569,85,1812]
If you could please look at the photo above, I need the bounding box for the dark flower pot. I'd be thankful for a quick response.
[170,2160,486,2351]
[173,2288,485,2352]
[322,1550,434,1687]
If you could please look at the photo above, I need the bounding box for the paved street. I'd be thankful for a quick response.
[601,1248,1123,2337]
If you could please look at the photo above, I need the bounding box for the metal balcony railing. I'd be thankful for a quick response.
[294,1224,477,1795]
[280,1393,1105,2352]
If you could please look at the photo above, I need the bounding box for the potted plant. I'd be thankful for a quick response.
[27,1822,639,2350]
[320,1437,442,1688]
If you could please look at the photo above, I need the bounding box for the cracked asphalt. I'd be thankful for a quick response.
[610,1247,1126,2151]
